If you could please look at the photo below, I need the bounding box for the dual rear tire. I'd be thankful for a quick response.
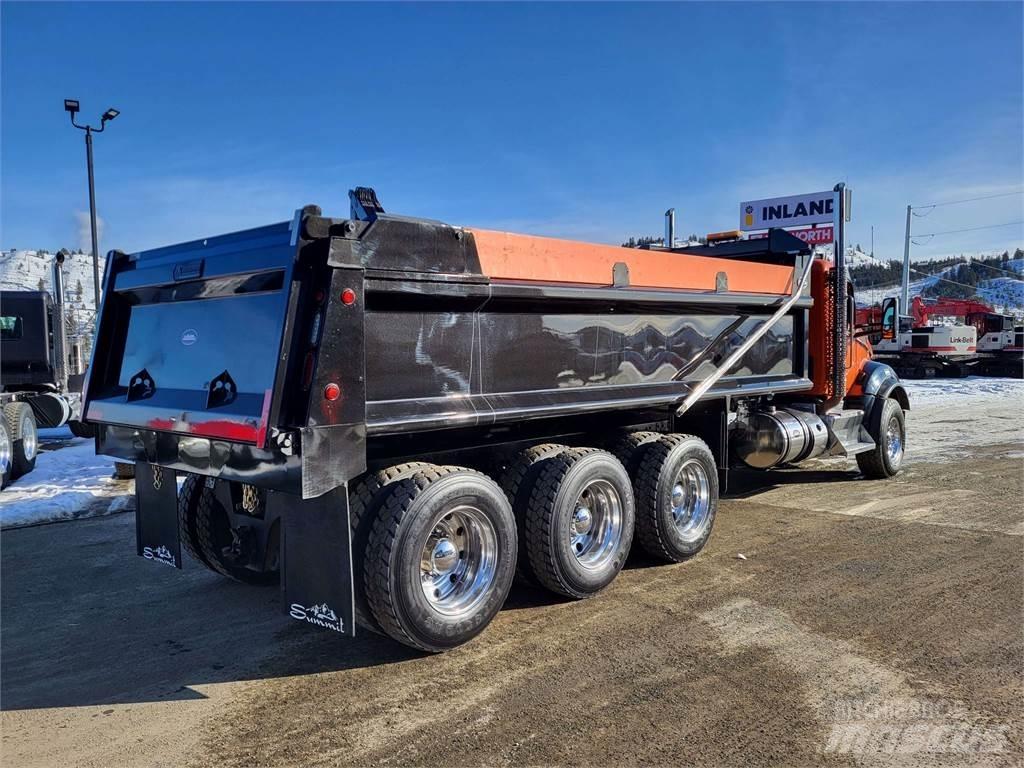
[175,432,719,653]
[1,403,38,486]
[362,466,517,652]
[178,476,279,585]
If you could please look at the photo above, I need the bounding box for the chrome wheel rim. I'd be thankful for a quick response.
[885,417,903,467]
[420,505,498,618]
[0,427,11,478]
[20,411,37,461]
[670,459,711,543]
[569,479,623,570]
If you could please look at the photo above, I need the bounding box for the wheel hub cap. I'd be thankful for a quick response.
[21,411,37,461]
[886,417,904,465]
[572,506,594,536]
[0,432,10,476]
[431,538,459,574]
[669,460,711,544]
[419,505,498,619]
[569,479,623,570]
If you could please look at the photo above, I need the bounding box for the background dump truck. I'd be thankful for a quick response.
[82,184,909,652]
[1,253,92,488]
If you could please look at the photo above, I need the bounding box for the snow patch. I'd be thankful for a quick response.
[0,439,129,529]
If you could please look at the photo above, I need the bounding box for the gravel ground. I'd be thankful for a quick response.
[1,392,1022,767]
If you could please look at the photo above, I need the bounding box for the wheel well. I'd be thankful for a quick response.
[888,385,910,412]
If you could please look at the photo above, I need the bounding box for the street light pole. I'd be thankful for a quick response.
[64,100,119,312]
[84,127,101,311]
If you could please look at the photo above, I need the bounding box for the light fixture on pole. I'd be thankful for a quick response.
[64,99,119,311]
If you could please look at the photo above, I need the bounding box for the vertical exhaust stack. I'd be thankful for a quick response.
[51,250,69,392]
[665,208,676,249]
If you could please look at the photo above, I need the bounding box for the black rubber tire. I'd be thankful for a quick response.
[348,462,434,632]
[497,443,569,583]
[608,430,662,476]
[0,419,12,489]
[364,466,517,652]
[178,474,214,568]
[633,434,718,563]
[190,479,278,585]
[857,398,906,479]
[113,462,136,480]
[3,402,37,480]
[67,420,97,439]
[522,448,635,599]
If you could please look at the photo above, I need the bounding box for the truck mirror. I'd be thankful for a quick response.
[881,297,897,340]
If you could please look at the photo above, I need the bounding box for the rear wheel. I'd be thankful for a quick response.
[179,477,278,584]
[68,420,97,439]
[608,430,662,476]
[178,475,214,568]
[857,398,906,479]
[0,420,12,489]
[349,462,433,632]
[3,403,37,479]
[633,434,718,562]
[364,466,517,652]
[523,448,635,598]
[113,462,136,480]
[497,443,569,583]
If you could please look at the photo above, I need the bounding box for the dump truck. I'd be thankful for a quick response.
[82,184,909,652]
[1,253,91,488]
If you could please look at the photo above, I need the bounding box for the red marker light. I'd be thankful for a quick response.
[341,288,357,305]
[314,289,326,304]
[324,383,341,401]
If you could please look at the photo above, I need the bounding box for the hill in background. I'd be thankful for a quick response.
[0,248,101,358]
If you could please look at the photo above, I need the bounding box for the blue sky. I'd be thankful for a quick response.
[2,2,1022,262]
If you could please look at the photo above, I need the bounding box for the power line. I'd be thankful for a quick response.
[969,259,1024,278]
[912,190,1024,210]
[909,267,988,293]
[911,220,1024,239]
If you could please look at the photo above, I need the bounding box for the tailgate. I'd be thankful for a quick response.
[85,221,298,445]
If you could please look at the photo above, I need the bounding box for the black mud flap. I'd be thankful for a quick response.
[134,463,182,569]
[277,485,355,637]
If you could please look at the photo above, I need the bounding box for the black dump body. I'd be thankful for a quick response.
[1,291,55,389]
[85,209,813,499]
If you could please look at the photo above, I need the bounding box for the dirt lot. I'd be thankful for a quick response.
[2,434,1022,766]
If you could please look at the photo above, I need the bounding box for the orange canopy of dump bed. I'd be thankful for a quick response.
[468,228,795,295]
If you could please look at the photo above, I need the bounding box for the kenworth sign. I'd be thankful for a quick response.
[740,191,834,231]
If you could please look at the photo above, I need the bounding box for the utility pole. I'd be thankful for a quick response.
[64,99,119,311]
[901,204,912,311]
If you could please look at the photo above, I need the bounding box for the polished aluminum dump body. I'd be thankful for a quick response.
[84,211,813,497]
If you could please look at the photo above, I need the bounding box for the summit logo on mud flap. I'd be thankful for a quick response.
[142,545,177,568]
[290,602,344,633]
